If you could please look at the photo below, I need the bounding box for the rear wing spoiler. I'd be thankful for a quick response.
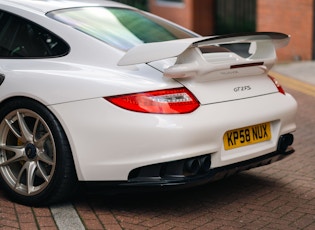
[118,32,290,78]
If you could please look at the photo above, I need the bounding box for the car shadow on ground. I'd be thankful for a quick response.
[71,171,285,210]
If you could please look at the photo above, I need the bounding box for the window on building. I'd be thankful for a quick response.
[215,0,256,34]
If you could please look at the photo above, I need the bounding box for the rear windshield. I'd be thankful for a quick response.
[47,7,197,50]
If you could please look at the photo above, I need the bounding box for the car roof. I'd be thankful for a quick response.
[1,0,131,14]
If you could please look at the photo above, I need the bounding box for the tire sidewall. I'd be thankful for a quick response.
[0,98,77,206]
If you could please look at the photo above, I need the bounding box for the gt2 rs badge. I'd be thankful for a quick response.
[234,86,252,92]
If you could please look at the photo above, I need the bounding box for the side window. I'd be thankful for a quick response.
[0,10,69,58]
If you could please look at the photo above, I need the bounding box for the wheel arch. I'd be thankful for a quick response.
[0,95,79,180]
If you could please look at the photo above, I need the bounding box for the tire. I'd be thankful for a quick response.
[0,98,77,206]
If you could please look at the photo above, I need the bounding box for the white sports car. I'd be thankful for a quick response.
[0,0,297,206]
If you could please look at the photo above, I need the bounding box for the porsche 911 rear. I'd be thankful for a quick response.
[95,33,296,187]
[48,6,297,185]
[54,33,296,187]
[0,0,297,206]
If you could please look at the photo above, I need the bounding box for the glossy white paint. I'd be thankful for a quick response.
[49,92,296,180]
[0,0,297,182]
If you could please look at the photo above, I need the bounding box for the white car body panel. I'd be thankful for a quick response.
[0,0,297,188]
[49,92,296,181]
[0,59,181,105]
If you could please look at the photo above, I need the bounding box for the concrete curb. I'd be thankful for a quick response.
[50,202,85,229]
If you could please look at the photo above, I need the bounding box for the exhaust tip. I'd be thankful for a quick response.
[184,155,211,175]
[184,158,200,174]
[200,155,211,172]
[278,134,294,153]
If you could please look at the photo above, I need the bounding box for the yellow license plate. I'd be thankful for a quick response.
[223,122,272,150]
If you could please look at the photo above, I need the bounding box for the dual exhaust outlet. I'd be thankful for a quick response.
[184,155,211,175]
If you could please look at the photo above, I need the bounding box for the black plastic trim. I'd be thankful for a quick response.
[83,146,295,192]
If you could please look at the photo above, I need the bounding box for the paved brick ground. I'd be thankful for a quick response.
[0,86,314,229]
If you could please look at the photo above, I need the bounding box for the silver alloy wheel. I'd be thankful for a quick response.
[0,109,56,196]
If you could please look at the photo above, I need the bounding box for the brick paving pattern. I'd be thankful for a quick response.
[0,87,314,229]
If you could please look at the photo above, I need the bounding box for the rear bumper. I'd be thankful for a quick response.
[52,93,297,181]
[84,134,294,191]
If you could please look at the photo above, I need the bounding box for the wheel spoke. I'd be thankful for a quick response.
[38,151,54,165]
[5,118,22,139]
[15,161,37,194]
[17,111,33,143]
[0,145,25,166]
[36,162,50,182]
[26,162,37,194]
[35,132,50,149]
[33,118,43,145]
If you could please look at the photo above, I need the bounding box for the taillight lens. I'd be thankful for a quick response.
[105,88,200,114]
[268,75,285,95]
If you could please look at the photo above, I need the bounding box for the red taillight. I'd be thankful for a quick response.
[268,75,286,95]
[105,88,200,114]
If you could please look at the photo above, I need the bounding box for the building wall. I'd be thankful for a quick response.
[191,0,215,35]
[149,0,194,31]
[149,0,215,35]
[256,0,314,61]
[149,0,314,61]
